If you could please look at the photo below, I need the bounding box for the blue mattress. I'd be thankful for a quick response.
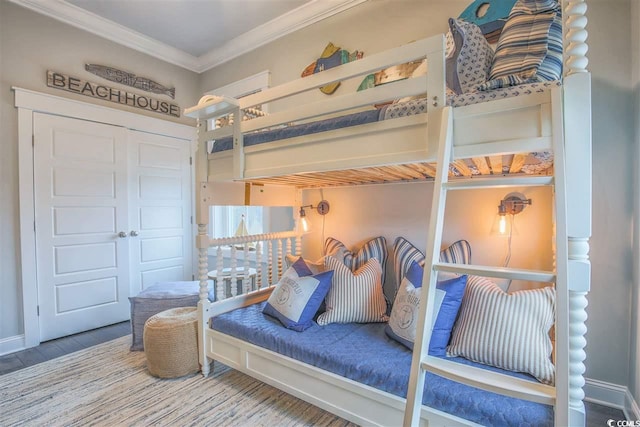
[211,302,553,426]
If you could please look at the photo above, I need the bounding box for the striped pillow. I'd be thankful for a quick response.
[392,237,472,299]
[324,236,388,285]
[317,256,387,325]
[447,275,556,385]
[479,0,563,90]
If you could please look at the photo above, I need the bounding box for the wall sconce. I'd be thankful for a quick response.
[298,200,330,233]
[497,193,532,235]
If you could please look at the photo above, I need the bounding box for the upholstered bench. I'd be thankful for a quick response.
[143,307,199,378]
[129,281,213,351]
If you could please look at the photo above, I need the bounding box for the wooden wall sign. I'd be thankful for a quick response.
[47,70,180,118]
[85,64,175,99]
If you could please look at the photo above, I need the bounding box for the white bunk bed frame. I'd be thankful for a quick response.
[186,1,591,425]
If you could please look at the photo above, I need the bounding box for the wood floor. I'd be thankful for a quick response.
[0,322,628,425]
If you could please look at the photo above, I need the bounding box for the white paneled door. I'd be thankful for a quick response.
[128,130,192,291]
[34,113,192,341]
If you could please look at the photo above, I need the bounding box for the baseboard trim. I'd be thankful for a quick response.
[626,389,640,420]
[0,334,26,356]
[585,377,640,420]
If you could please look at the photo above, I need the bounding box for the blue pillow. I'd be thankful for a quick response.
[263,258,334,332]
[385,261,467,356]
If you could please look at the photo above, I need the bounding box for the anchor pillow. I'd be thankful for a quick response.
[385,261,467,356]
[263,257,334,332]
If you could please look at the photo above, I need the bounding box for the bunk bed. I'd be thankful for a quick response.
[184,0,591,425]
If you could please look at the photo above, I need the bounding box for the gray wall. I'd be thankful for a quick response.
[0,1,201,340]
[632,0,640,405]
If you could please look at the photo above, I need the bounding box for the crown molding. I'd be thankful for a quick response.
[9,0,367,74]
[8,0,202,72]
[196,0,367,72]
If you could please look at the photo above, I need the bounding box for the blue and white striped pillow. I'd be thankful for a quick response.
[447,275,556,385]
[324,236,388,285]
[316,256,387,325]
[479,0,563,90]
[392,237,472,299]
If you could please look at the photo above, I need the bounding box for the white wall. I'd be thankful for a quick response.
[0,2,201,341]
[198,0,635,390]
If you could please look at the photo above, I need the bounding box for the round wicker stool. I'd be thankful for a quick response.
[143,307,199,378]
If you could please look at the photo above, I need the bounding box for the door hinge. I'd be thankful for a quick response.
[190,215,193,224]
[33,221,36,232]
[192,274,195,281]
[37,305,40,316]
[32,135,35,147]
[189,156,192,165]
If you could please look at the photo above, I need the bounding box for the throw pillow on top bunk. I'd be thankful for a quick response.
[447,275,556,385]
[262,257,334,332]
[385,261,467,356]
[479,0,563,90]
[316,256,387,326]
[445,18,494,95]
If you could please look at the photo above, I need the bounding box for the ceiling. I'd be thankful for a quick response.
[10,0,367,73]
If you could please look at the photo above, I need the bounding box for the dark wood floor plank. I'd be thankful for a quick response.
[0,354,24,375]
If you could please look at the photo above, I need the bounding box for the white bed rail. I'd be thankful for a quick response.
[187,33,446,180]
[208,230,302,300]
[197,228,302,376]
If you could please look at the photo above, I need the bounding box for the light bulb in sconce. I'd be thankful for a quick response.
[298,200,330,234]
[498,203,508,235]
[299,207,311,233]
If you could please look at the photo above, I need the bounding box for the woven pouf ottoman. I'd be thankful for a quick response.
[143,307,199,378]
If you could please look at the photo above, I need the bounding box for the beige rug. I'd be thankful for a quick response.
[0,336,354,427]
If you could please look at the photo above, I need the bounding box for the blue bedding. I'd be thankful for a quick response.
[211,302,553,426]
[211,108,382,153]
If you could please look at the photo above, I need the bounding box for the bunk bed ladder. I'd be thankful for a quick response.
[403,93,568,425]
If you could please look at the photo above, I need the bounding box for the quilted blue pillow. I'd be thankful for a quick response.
[263,257,334,332]
[385,261,468,356]
[446,18,494,95]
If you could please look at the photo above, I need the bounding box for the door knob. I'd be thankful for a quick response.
[130,230,139,237]
[118,231,127,238]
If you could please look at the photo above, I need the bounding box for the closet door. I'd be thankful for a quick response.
[128,130,192,291]
[34,113,131,341]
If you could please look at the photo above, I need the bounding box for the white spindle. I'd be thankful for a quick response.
[564,0,589,76]
[216,246,224,301]
[268,240,274,286]
[295,235,302,255]
[276,239,282,279]
[256,241,263,289]
[197,224,209,303]
[230,246,238,297]
[243,244,251,294]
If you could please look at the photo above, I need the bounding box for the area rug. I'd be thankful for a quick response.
[0,336,353,426]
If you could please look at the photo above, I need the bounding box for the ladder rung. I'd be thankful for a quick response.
[434,263,555,282]
[422,356,556,405]
[444,176,553,190]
